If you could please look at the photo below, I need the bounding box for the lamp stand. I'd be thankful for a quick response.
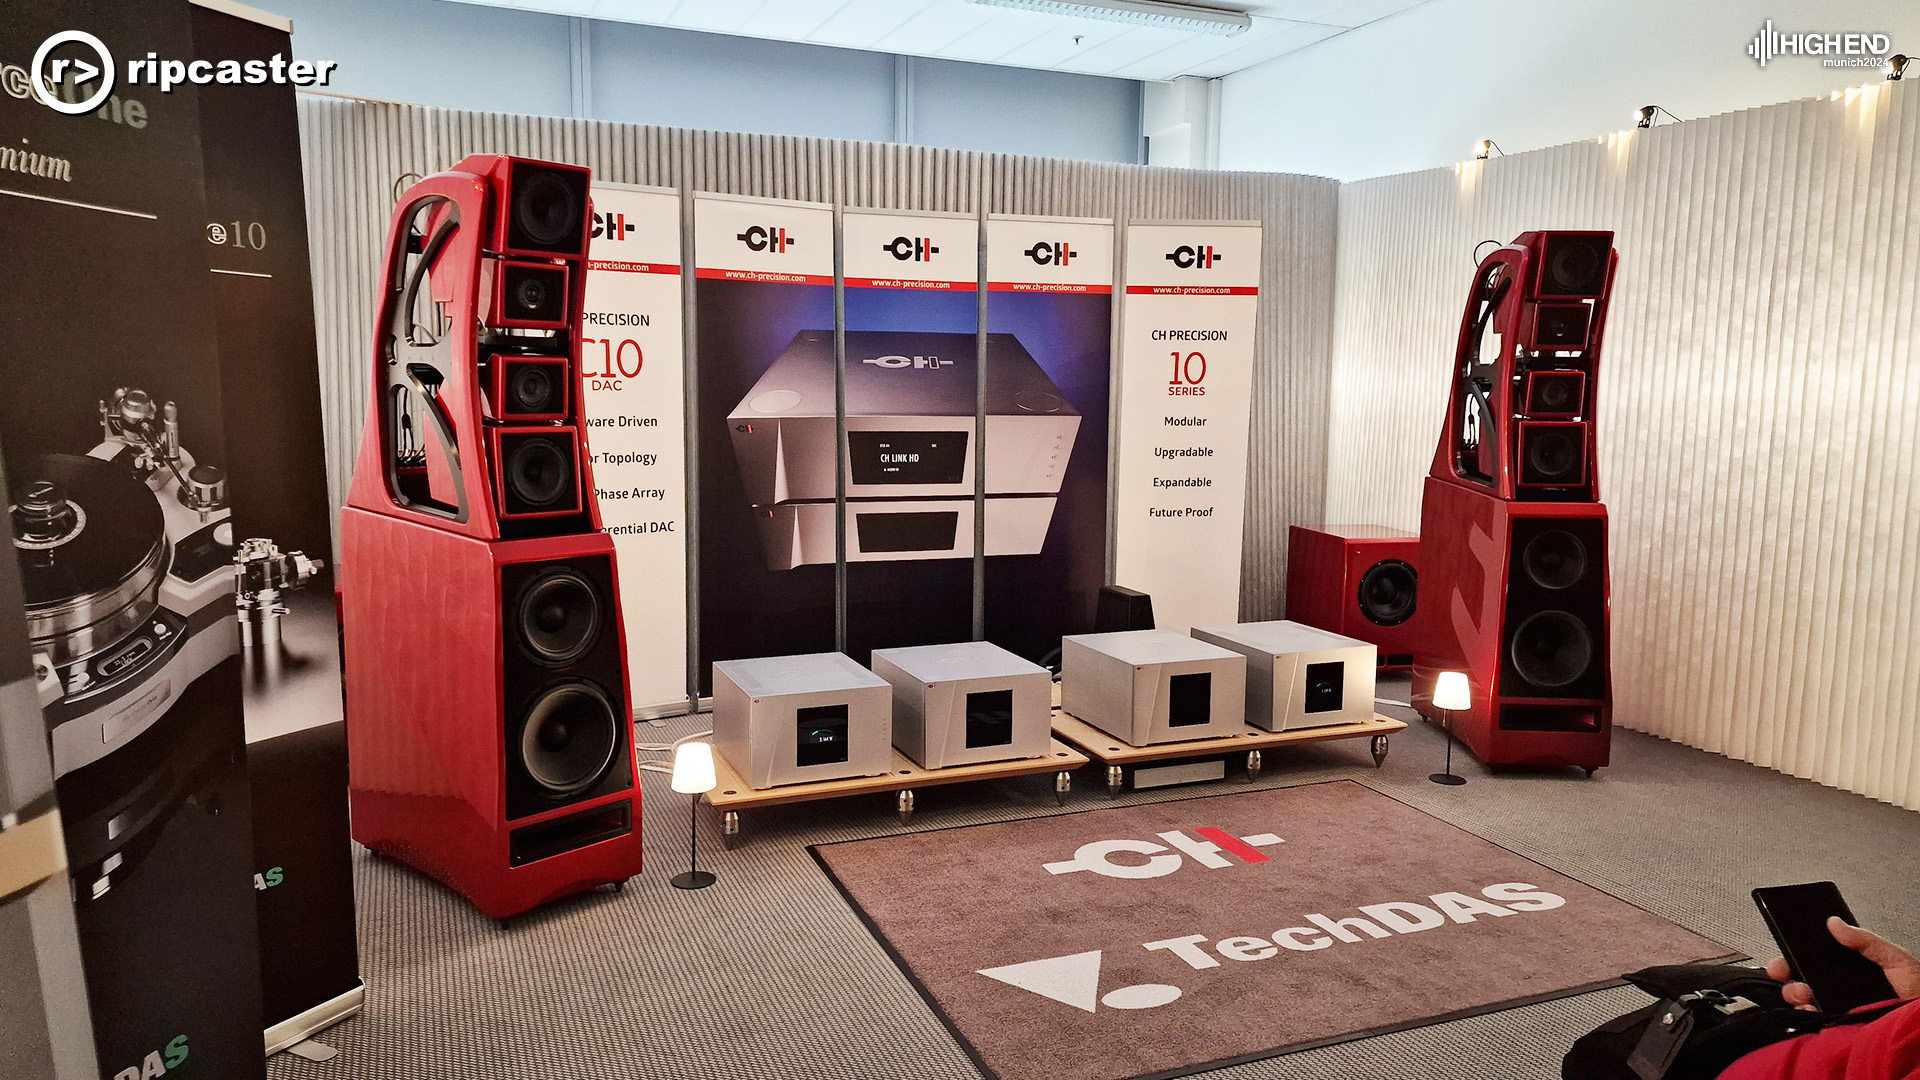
[670,792,716,890]
[1429,707,1467,786]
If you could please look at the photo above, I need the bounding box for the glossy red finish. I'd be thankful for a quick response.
[341,509,642,919]
[1410,479,1611,770]
[1429,231,1616,503]
[1285,524,1422,665]
[345,154,602,540]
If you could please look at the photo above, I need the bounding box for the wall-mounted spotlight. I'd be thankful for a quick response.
[1887,55,1910,81]
[1472,139,1503,160]
[1635,105,1681,129]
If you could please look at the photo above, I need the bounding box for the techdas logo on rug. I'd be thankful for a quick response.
[982,819,1568,1013]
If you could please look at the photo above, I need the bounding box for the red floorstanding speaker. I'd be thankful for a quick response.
[1413,230,1617,771]
[342,154,642,918]
[1285,525,1421,667]
[1412,480,1610,769]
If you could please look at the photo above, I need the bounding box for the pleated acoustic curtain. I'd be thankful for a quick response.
[1325,81,1920,809]
[293,95,1338,623]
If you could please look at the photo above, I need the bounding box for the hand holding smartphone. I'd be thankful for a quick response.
[1752,882,1900,1014]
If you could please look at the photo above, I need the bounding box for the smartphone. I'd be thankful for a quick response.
[1752,882,1899,1013]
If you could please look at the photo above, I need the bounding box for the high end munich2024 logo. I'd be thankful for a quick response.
[1747,20,1893,70]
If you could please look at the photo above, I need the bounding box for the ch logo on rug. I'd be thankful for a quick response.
[1042,827,1283,879]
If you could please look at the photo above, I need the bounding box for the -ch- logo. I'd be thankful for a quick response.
[1024,241,1076,266]
[737,225,795,253]
[1043,826,1282,879]
[592,211,635,241]
[884,236,939,261]
[861,354,952,370]
[1165,245,1220,269]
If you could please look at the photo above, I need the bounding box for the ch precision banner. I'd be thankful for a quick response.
[982,215,1115,660]
[0,2,267,1077]
[581,184,688,710]
[189,0,362,1054]
[693,194,837,691]
[838,209,982,661]
[1113,222,1264,632]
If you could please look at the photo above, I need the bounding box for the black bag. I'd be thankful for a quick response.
[1563,964,1894,1080]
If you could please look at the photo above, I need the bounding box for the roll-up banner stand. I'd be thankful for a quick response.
[982,215,1115,662]
[581,184,688,713]
[1113,222,1264,632]
[694,194,837,691]
[838,209,981,662]
[187,0,363,1054]
[1,2,267,1078]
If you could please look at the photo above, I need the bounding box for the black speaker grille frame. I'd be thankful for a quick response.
[492,428,582,518]
[490,355,571,422]
[504,161,589,257]
[489,260,570,329]
[501,554,632,821]
[1517,421,1588,489]
[1500,515,1607,701]
[1356,558,1418,627]
[1535,233,1611,298]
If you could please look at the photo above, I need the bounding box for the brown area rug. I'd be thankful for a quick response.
[811,780,1734,1080]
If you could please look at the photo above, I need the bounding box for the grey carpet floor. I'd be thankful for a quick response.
[269,677,1920,1080]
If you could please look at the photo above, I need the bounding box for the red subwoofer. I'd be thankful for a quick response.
[1285,524,1421,667]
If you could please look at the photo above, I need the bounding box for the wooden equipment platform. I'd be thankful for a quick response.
[704,740,1089,848]
[1051,710,1408,796]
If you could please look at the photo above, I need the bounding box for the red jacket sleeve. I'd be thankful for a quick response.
[1718,999,1920,1080]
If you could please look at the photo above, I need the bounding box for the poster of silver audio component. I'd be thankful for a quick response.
[728,329,1081,569]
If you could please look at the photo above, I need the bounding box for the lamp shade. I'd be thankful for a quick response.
[670,742,718,794]
[1432,671,1471,712]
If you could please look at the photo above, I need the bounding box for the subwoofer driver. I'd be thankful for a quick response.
[1357,558,1417,627]
[519,681,620,797]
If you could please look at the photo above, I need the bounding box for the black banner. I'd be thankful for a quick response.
[0,1,267,1077]
[188,1,361,1049]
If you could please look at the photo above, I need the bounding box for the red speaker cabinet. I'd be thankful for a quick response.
[1285,524,1421,667]
[1410,479,1610,771]
[342,508,642,919]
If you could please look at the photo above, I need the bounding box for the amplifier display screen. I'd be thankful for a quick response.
[849,431,968,485]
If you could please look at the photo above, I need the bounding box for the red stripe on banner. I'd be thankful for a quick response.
[694,268,834,285]
[986,282,1114,294]
[587,260,681,275]
[1194,827,1272,864]
[1125,285,1260,296]
[844,277,979,291]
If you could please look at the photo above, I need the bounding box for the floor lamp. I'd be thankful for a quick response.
[1429,671,1470,787]
[670,742,718,890]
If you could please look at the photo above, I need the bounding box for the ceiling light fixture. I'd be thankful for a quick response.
[1472,139,1503,160]
[1886,54,1909,81]
[967,0,1252,37]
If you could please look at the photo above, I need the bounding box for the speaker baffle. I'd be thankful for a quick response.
[1524,371,1585,417]
[506,161,588,255]
[490,261,569,329]
[1537,233,1609,298]
[1522,530,1589,590]
[1518,422,1587,487]
[492,429,581,518]
[488,356,569,422]
[1530,304,1592,350]
[1508,610,1594,690]
[518,681,619,797]
[516,568,602,666]
[1357,558,1417,626]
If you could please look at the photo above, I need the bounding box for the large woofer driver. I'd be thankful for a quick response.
[1357,558,1418,626]
[516,568,601,665]
[519,681,619,797]
[1509,611,1594,689]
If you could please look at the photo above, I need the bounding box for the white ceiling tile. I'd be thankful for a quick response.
[806,0,935,48]
[664,0,779,35]
[1181,20,1345,76]
[869,4,1004,54]
[586,0,701,23]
